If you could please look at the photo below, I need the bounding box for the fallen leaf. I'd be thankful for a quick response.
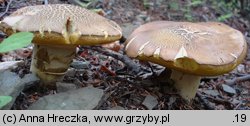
[100,65,116,76]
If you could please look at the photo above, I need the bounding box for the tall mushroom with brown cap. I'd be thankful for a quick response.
[125,21,247,100]
[0,4,122,88]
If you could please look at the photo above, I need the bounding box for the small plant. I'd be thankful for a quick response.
[217,13,233,22]
[143,0,153,9]
[0,96,12,109]
[183,0,204,21]
[182,5,193,21]
[210,0,239,22]
[0,32,33,53]
[169,1,179,10]
[73,0,92,8]
[73,0,104,15]
[189,0,203,7]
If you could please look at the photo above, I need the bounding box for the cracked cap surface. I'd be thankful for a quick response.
[125,21,247,76]
[0,4,122,45]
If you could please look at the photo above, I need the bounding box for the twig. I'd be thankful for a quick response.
[197,91,234,109]
[197,92,232,106]
[196,92,215,110]
[0,0,13,18]
[225,75,250,86]
[83,46,141,74]
[234,101,243,110]
[144,61,156,77]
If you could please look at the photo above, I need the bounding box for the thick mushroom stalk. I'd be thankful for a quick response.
[170,70,201,100]
[30,44,76,87]
[170,47,202,100]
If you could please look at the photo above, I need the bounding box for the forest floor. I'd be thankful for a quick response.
[0,0,249,110]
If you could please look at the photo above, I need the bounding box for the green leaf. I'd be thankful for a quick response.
[189,0,203,7]
[92,8,103,13]
[0,32,34,53]
[217,13,233,22]
[74,0,92,8]
[143,0,153,9]
[0,96,12,109]
[169,2,179,10]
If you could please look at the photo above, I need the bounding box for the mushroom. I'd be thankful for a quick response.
[125,21,247,100]
[0,4,122,88]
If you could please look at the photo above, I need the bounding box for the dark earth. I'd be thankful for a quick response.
[0,0,249,110]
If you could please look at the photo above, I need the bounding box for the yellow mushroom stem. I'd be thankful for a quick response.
[170,70,201,101]
[30,44,76,87]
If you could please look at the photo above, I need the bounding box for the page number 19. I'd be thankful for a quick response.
[234,114,247,123]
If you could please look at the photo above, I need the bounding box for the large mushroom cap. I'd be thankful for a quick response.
[125,21,247,76]
[0,4,122,45]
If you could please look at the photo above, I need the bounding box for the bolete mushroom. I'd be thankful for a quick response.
[125,21,247,100]
[0,4,122,87]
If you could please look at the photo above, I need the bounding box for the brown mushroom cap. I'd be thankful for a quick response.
[0,4,122,45]
[125,21,247,76]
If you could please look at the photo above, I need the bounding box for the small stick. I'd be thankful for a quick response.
[225,75,250,86]
[197,91,233,109]
[83,46,141,74]
[0,0,13,18]
[234,101,243,110]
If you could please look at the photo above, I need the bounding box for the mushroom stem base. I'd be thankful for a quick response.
[170,70,201,101]
[30,44,76,88]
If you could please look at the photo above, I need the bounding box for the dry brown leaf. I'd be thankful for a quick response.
[102,41,123,52]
